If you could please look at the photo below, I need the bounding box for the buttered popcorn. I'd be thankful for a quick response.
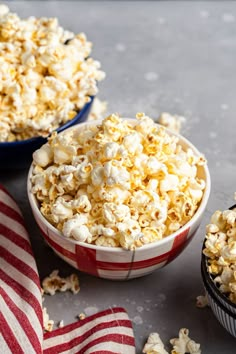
[0,5,105,142]
[31,113,206,250]
[203,199,236,303]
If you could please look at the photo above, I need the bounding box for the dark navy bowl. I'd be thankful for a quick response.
[0,97,94,170]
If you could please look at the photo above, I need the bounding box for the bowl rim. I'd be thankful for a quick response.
[201,261,236,318]
[27,118,211,253]
[201,217,236,310]
[0,96,94,146]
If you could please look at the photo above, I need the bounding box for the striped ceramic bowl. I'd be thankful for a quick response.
[27,120,211,280]
[201,255,236,337]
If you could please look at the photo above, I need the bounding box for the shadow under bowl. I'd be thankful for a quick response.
[0,97,94,170]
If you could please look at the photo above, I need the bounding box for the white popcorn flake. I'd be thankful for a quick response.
[158,112,186,134]
[170,328,201,354]
[203,197,236,303]
[33,144,53,167]
[196,294,209,308]
[143,332,168,354]
[0,7,104,142]
[32,114,206,250]
[0,4,9,17]
[58,320,64,328]
[87,97,107,121]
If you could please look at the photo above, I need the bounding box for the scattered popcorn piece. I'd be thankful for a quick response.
[158,112,186,134]
[87,97,107,121]
[170,328,201,354]
[203,198,236,303]
[142,332,168,354]
[43,307,54,332]
[58,320,64,328]
[196,294,209,308]
[0,6,105,142]
[78,313,86,320]
[32,114,206,250]
[69,273,80,294]
[42,270,80,295]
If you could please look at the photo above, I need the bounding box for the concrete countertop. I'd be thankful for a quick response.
[1,1,236,353]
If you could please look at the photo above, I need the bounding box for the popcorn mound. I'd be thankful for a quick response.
[203,201,236,304]
[31,113,206,250]
[0,5,105,142]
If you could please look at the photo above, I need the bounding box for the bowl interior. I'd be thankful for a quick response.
[27,118,211,254]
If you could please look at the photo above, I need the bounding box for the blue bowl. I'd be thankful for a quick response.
[0,97,94,169]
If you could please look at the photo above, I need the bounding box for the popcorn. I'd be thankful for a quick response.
[142,332,168,354]
[158,112,186,134]
[196,294,209,308]
[78,313,86,320]
[43,307,54,332]
[203,199,236,303]
[87,97,107,121]
[31,114,206,250]
[170,328,201,354]
[42,270,80,295]
[0,6,105,142]
[143,330,201,354]
[58,320,64,328]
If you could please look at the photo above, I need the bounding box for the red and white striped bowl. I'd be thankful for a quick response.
[27,120,211,280]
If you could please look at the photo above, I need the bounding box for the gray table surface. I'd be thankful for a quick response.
[1,1,236,353]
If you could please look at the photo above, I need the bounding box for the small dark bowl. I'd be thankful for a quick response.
[0,97,94,170]
[201,260,236,337]
[201,206,236,337]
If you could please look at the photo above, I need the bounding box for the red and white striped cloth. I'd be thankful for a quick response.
[0,185,135,354]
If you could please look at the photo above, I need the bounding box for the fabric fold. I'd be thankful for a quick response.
[0,185,135,354]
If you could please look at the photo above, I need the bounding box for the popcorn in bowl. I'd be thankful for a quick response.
[203,201,236,304]
[0,5,105,142]
[30,113,207,251]
[201,198,236,337]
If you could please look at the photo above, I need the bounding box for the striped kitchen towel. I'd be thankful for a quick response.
[0,185,136,354]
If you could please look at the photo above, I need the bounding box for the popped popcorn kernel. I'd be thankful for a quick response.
[203,199,236,303]
[196,294,209,308]
[142,332,168,354]
[42,270,80,295]
[32,114,206,250]
[0,7,104,142]
[58,320,64,328]
[158,112,186,134]
[143,329,201,354]
[170,328,201,354]
[43,307,54,332]
[78,313,86,320]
